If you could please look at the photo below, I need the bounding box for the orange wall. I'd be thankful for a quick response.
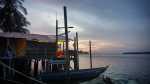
[16,38,27,57]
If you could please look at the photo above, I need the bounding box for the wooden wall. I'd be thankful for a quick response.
[0,37,27,58]
[26,41,56,59]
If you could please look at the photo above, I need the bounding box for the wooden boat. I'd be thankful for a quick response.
[38,66,108,82]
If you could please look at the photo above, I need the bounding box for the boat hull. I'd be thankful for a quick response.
[38,66,108,82]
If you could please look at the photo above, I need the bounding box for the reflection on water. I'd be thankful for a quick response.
[79,54,150,84]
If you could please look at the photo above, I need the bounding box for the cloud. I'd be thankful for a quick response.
[24,0,150,53]
[76,40,125,54]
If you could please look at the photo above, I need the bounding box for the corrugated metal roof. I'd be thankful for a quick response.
[0,32,66,42]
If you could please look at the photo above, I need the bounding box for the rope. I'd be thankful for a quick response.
[0,61,47,84]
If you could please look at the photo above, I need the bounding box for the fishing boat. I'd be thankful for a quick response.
[37,7,109,83]
[38,66,108,82]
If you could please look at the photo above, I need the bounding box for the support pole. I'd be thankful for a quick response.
[64,6,69,71]
[33,59,38,77]
[63,41,65,53]
[76,32,79,69]
[74,32,79,70]
[74,37,77,70]
[89,40,92,69]
[56,19,58,50]
[41,59,45,71]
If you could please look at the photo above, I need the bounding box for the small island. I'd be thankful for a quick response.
[78,50,89,54]
[68,50,89,55]
[122,51,150,54]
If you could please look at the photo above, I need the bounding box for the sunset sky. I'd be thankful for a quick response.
[24,0,150,54]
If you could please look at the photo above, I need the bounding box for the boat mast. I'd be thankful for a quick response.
[64,6,70,71]
[56,18,58,50]
[74,32,79,70]
[89,40,92,69]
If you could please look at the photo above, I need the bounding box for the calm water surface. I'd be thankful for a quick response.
[79,54,150,84]
[33,54,150,84]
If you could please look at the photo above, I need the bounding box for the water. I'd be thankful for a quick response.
[79,54,150,84]
[32,54,150,84]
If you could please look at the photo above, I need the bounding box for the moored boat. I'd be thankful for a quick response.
[38,66,108,82]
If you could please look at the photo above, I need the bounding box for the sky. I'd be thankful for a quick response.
[24,0,150,54]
